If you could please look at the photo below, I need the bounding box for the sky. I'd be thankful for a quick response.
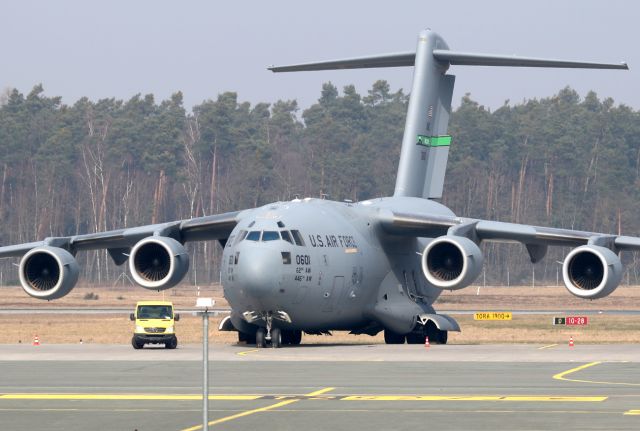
[1,0,639,112]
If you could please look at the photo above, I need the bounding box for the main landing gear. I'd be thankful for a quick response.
[384,321,448,345]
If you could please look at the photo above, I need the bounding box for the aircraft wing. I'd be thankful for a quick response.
[0,210,242,262]
[379,210,640,262]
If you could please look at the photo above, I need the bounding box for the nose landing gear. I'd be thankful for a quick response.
[255,326,284,348]
[243,310,294,348]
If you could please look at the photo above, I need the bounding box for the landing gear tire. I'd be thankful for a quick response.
[437,330,448,345]
[406,332,424,344]
[131,337,144,350]
[165,337,178,349]
[281,329,302,346]
[289,330,302,345]
[271,327,282,349]
[384,329,406,344]
[424,321,448,345]
[281,330,291,345]
[238,331,256,345]
[256,328,267,348]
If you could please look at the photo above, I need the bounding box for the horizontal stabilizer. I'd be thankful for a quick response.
[269,50,628,72]
[268,52,414,72]
[433,50,629,69]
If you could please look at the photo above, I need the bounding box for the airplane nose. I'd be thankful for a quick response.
[237,247,281,299]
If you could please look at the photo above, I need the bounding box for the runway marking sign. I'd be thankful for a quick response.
[553,316,589,326]
[473,312,512,321]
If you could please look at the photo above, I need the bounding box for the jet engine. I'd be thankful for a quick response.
[421,236,483,290]
[562,245,622,299]
[19,246,79,300]
[129,236,190,290]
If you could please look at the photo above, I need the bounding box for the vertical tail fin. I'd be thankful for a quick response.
[269,29,628,200]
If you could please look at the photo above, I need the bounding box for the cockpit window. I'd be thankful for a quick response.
[291,230,305,246]
[281,231,293,244]
[246,231,260,241]
[262,231,280,241]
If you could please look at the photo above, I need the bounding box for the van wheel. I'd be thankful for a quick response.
[131,337,144,349]
[165,338,178,349]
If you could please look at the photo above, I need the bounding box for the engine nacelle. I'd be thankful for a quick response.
[562,245,622,299]
[19,246,79,300]
[421,236,484,290]
[129,236,189,290]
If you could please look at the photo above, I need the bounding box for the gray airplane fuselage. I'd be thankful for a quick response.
[222,196,453,334]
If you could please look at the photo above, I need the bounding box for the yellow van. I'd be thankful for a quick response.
[130,301,179,349]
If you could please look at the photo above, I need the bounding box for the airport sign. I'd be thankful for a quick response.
[553,316,589,326]
[474,312,512,321]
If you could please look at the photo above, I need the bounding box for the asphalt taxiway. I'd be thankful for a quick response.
[1,344,640,430]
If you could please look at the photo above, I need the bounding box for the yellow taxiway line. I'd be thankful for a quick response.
[342,395,606,402]
[180,387,335,431]
[1,392,606,403]
[553,361,602,382]
[538,344,558,350]
[553,361,640,387]
[236,349,259,356]
[0,394,261,401]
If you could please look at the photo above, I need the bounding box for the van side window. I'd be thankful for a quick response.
[291,230,305,246]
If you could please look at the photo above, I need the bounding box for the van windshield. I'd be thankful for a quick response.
[137,305,173,319]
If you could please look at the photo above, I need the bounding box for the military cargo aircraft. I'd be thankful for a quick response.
[0,30,633,347]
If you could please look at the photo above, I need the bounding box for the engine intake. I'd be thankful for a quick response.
[129,236,189,290]
[19,246,79,300]
[421,236,483,290]
[562,245,622,299]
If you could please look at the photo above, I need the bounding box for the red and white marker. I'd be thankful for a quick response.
[569,336,574,348]
[425,336,430,348]
[32,335,40,346]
